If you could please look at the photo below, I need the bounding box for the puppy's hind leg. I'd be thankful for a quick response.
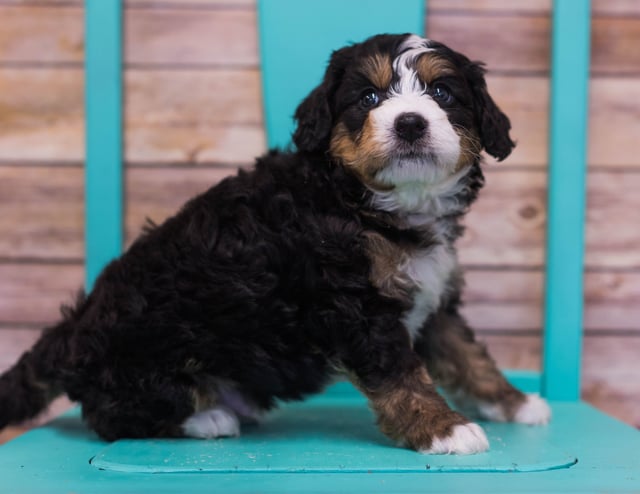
[414,308,551,425]
[81,379,198,441]
[182,406,240,439]
[182,378,264,439]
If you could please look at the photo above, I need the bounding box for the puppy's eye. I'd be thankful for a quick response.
[432,83,454,104]
[360,89,379,109]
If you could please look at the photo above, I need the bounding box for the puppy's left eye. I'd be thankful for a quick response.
[432,83,454,104]
[360,89,380,109]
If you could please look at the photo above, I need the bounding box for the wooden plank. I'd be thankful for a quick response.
[464,269,640,332]
[0,6,84,64]
[427,13,550,74]
[124,69,262,126]
[3,5,639,77]
[585,170,640,269]
[0,6,256,66]
[124,167,236,243]
[464,168,640,269]
[428,0,551,12]
[0,77,638,169]
[125,8,257,66]
[582,335,640,428]
[592,0,640,16]
[127,125,265,165]
[0,328,41,373]
[0,67,265,164]
[592,18,640,75]
[0,166,84,259]
[3,165,640,269]
[0,68,85,162]
[459,168,548,267]
[0,165,237,260]
[0,263,83,325]
[588,78,640,167]
[483,334,640,428]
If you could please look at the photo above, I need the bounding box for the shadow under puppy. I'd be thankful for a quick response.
[0,33,550,454]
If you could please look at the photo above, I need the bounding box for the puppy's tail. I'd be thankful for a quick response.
[0,320,72,429]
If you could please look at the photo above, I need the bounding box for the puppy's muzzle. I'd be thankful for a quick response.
[394,112,428,143]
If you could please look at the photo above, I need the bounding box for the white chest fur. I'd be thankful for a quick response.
[400,243,458,340]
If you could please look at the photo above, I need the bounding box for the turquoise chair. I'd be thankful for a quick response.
[1,1,639,492]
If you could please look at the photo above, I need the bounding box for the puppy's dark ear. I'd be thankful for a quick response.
[467,62,515,161]
[293,47,351,153]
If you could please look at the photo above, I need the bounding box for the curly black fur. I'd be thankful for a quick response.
[0,34,522,448]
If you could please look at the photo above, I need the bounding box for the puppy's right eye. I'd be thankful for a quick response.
[360,89,379,109]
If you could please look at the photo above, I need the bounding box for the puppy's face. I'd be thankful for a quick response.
[294,34,514,202]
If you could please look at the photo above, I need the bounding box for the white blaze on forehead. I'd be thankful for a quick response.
[392,35,434,95]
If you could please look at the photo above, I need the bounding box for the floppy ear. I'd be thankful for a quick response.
[467,62,515,161]
[293,47,351,153]
[292,84,333,153]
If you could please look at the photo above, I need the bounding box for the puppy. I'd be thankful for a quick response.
[0,34,550,454]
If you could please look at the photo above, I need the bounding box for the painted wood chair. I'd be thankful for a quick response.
[1,1,639,492]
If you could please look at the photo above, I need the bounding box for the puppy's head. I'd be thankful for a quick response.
[293,34,514,200]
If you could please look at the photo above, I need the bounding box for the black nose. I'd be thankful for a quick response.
[394,113,428,143]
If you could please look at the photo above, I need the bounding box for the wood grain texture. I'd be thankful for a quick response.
[483,334,640,428]
[0,67,265,164]
[0,6,84,64]
[2,165,640,270]
[428,13,550,74]
[429,0,550,12]
[0,263,83,325]
[0,165,239,259]
[2,5,640,76]
[125,8,257,66]
[2,68,639,167]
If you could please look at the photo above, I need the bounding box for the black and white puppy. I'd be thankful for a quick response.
[0,34,550,454]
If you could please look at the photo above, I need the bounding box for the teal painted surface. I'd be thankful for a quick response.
[2,391,640,493]
[505,370,541,394]
[257,0,425,149]
[91,387,575,473]
[542,0,591,401]
[84,0,124,290]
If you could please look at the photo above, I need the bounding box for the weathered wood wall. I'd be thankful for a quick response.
[0,0,638,428]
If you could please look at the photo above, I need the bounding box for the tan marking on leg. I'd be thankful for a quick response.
[415,310,527,420]
[363,366,469,450]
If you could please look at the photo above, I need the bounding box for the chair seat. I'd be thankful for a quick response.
[1,383,638,493]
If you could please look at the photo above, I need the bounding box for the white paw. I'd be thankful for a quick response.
[420,423,489,455]
[514,394,551,425]
[182,406,240,439]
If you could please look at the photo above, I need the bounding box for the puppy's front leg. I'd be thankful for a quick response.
[414,307,551,425]
[342,328,488,454]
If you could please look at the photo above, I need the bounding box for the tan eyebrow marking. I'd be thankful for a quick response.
[416,54,456,83]
[361,53,393,90]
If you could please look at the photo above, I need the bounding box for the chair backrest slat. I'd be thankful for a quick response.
[258,0,425,149]
[543,0,591,401]
[84,0,124,290]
